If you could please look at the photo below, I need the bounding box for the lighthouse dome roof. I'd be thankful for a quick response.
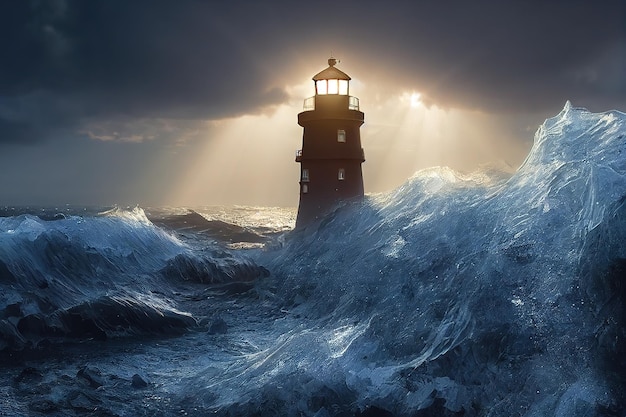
[312,58,351,81]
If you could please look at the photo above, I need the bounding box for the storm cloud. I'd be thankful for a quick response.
[2,0,625,144]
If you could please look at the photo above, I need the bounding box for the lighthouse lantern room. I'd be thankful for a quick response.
[295,58,365,228]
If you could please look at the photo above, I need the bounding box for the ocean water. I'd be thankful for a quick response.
[1,102,625,416]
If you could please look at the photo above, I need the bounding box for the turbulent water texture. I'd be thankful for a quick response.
[1,102,625,416]
[0,207,268,351]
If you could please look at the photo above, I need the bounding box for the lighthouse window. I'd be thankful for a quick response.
[327,79,339,94]
[338,168,345,181]
[337,130,346,142]
[339,80,349,95]
[302,184,308,193]
[316,79,348,95]
[302,169,309,182]
[316,80,327,95]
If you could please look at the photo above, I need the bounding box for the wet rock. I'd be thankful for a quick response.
[2,302,21,318]
[13,367,53,396]
[14,367,43,385]
[131,373,149,389]
[68,390,101,411]
[312,408,332,417]
[208,317,228,335]
[16,314,47,339]
[29,398,59,413]
[77,366,104,389]
[0,259,15,283]
[355,406,395,417]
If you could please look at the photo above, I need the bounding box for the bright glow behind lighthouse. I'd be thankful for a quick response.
[160,68,531,208]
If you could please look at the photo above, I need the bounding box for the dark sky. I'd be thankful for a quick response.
[1,0,625,206]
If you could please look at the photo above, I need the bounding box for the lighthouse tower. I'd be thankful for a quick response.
[295,57,365,228]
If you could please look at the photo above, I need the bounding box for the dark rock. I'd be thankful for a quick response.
[77,366,104,389]
[131,373,149,389]
[0,259,15,283]
[17,314,47,339]
[14,367,43,385]
[208,317,228,335]
[2,303,21,318]
[64,296,195,337]
[68,390,101,411]
[64,312,107,340]
[29,399,59,413]
[355,406,395,417]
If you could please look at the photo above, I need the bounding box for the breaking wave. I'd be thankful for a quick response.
[186,102,626,416]
[0,207,267,350]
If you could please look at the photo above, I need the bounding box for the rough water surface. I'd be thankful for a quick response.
[0,103,625,416]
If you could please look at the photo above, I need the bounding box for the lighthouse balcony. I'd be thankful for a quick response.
[349,96,360,111]
[302,96,360,111]
[303,97,315,111]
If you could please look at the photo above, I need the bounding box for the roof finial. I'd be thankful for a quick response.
[328,52,338,67]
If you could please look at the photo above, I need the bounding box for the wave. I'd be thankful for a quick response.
[184,102,626,416]
[0,207,268,350]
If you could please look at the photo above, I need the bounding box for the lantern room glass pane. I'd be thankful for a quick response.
[316,80,327,95]
[328,79,338,94]
[338,80,348,95]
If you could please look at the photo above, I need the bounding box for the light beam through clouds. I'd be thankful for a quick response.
[165,73,534,208]
[170,105,302,207]
[353,81,534,195]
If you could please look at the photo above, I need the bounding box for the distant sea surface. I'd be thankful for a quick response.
[0,204,296,246]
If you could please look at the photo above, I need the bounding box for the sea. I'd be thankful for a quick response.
[1,102,625,416]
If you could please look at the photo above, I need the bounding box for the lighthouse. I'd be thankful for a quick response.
[295,57,365,228]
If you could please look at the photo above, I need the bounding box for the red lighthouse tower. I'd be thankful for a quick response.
[295,57,365,228]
